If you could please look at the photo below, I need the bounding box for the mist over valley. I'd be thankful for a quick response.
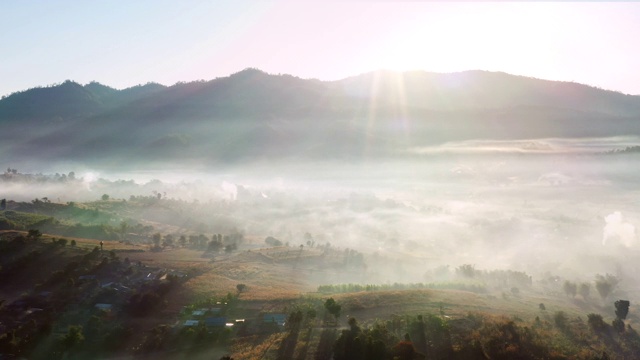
[3,69,640,359]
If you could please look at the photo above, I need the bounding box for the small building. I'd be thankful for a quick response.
[184,320,199,327]
[192,310,206,317]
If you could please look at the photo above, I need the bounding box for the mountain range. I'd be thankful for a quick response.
[2,68,640,169]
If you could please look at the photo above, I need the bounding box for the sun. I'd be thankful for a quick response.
[360,3,561,77]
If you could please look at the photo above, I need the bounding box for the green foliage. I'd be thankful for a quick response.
[554,311,568,329]
[456,264,477,278]
[60,325,84,351]
[324,297,342,320]
[615,300,630,320]
[0,218,16,230]
[152,233,162,248]
[595,274,619,301]
[409,314,452,359]
[1,211,53,230]
[612,318,625,333]
[478,318,551,359]
[588,313,608,333]
[207,237,223,252]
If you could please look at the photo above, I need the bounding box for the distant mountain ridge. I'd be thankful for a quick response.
[2,68,640,168]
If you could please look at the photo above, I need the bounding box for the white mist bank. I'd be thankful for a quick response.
[3,149,640,292]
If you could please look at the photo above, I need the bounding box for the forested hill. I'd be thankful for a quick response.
[2,69,640,168]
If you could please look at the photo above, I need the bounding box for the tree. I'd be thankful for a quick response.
[579,283,591,300]
[101,194,110,201]
[0,198,6,210]
[563,280,577,298]
[163,234,174,247]
[236,283,246,293]
[70,239,76,247]
[27,229,42,239]
[152,233,162,248]
[456,264,477,278]
[333,317,364,360]
[224,243,237,253]
[587,313,607,333]
[595,274,619,301]
[208,238,223,252]
[60,325,84,351]
[119,221,128,241]
[324,297,342,321]
[554,311,568,329]
[307,309,317,323]
[615,300,630,320]
[179,235,187,247]
[612,318,625,333]
[392,339,416,360]
[265,236,282,246]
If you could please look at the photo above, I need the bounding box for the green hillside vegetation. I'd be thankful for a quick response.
[0,210,53,230]
[0,225,637,358]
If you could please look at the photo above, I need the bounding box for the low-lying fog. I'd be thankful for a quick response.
[4,137,640,297]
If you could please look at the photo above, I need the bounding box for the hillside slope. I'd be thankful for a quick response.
[2,69,640,168]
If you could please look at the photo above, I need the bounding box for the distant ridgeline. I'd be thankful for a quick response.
[1,168,80,183]
[605,145,640,154]
[2,69,640,166]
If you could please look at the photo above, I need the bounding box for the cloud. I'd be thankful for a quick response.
[221,181,238,201]
[603,211,636,247]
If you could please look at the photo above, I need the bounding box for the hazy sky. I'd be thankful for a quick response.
[2,1,640,96]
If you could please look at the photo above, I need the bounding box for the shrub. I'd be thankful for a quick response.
[587,313,607,333]
[554,311,568,329]
[612,318,625,333]
[615,300,630,320]
[0,218,16,230]
[28,229,42,239]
